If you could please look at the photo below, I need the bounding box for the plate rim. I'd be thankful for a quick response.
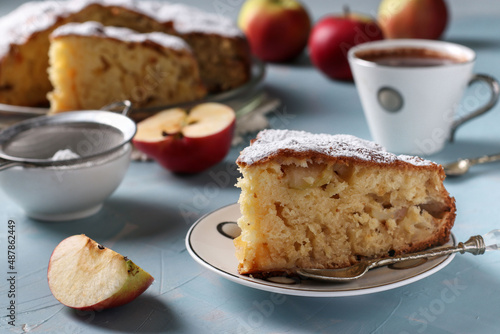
[185,203,457,297]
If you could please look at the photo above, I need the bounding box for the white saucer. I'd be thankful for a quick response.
[186,203,456,297]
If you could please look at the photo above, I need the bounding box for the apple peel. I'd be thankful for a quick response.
[133,102,236,174]
[47,235,154,311]
[238,0,311,62]
[308,8,384,80]
[378,0,448,40]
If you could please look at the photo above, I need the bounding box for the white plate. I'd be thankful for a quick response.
[186,203,456,297]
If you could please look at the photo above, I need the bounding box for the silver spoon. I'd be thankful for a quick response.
[297,230,499,282]
[443,153,500,176]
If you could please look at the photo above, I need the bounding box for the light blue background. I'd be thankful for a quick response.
[1,1,500,333]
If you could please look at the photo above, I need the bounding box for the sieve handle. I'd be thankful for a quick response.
[0,160,26,172]
[100,100,132,116]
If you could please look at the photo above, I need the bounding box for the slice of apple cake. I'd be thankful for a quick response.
[47,21,206,113]
[234,129,456,276]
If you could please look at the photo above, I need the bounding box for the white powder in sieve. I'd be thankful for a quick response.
[51,149,80,161]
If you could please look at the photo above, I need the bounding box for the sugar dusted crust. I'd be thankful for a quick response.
[237,129,435,168]
[0,0,243,49]
[235,129,456,277]
[0,0,250,107]
[51,21,190,51]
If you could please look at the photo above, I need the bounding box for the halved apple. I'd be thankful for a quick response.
[47,235,154,311]
[133,102,236,173]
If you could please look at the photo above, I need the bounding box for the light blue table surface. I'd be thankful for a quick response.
[1,1,500,333]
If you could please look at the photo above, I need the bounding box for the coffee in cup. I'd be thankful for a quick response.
[355,47,467,67]
[348,39,499,155]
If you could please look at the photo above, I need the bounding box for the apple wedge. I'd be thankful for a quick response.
[47,235,154,311]
[133,102,236,173]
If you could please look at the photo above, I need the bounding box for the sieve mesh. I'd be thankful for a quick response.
[0,109,136,165]
[2,122,124,160]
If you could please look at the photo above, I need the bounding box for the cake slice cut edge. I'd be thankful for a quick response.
[47,21,207,113]
[234,129,456,277]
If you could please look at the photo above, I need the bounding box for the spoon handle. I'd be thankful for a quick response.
[470,153,500,166]
[368,235,485,270]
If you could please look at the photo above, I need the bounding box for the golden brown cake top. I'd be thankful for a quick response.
[237,129,435,167]
[50,21,190,51]
[0,0,243,55]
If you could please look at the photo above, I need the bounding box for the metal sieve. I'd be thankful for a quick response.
[0,101,136,171]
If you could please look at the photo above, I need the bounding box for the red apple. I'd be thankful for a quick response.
[238,0,311,62]
[47,235,154,311]
[133,103,236,174]
[308,8,384,81]
[378,0,448,40]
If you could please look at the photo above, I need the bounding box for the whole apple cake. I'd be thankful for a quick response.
[48,21,206,112]
[234,129,456,276]
[0,0,250,108]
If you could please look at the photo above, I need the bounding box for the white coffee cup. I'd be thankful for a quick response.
[348,39,499,155]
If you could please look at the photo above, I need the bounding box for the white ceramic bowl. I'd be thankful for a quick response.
[0,143,132,221]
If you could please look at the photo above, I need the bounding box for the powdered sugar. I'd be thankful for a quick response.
[0,0,243,57]
[51,21,190,51]
[0,1,62,55]
[238,129,434,167]
[68,0,244,36]
[162,4,243,37]
[51,149,80,161]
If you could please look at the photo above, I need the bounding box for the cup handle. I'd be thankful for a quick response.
[449,74,500,142]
